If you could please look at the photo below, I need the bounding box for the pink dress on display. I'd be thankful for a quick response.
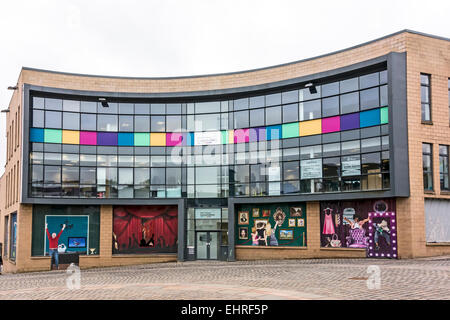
[323,208,335,235]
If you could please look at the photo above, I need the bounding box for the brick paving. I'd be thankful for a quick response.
[0,257,449,300]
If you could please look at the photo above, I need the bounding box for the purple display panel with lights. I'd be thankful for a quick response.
[367,211,398,259]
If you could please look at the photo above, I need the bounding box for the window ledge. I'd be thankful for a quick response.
[421,121,433,125]
[424,191,435,195]
[320,247,366,252]
[439,191,450,195]
[426,242,450,247]
[235,245,307,250]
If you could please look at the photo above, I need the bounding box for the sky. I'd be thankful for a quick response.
[0,0,449,176]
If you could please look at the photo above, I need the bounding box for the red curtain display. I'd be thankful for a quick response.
[113,205,178,254]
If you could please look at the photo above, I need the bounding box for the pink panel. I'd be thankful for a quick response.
[234,129,249,144]
[322,116,340,133]
[80,131,97,145]
[166,133,183,146]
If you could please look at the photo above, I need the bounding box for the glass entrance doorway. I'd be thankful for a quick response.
[186,207,228,261]
[196,231,220,260]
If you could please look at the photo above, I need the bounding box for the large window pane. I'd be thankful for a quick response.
[62,167,79,183]
[45,111,62,128]
[63,112,80,130]
[134,116,150,132]
[266,106,281,125]
[282,103,298,123]
[166,116,182,132]
[151,168,165,184]
[234,165,250,183]
[119,115,134,132]
[33,110,45,127]
[166,168,181,184]
[63,100,80,112]
[98,115,118,131]
[283,161,299,180]
[340,92,359,114]
[250,108,265,127]
[151,116,165,132]
[299,100,321,121]
[234,111,249,129]
[80,167,96,184]
[134,168,150,185]
[195,114,221,131]
[322,96,339,117]
[119,168,133,185]
[81,114,96,131]
[360,87,379,110]
[44,166,61,183]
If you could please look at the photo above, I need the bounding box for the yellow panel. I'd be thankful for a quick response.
[299,119,322,136]
[62,130,80,144]
[228,130,234,144]
[150,133,166,146]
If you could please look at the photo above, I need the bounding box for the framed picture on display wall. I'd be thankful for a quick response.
[239,227,248,240]
[297,219,305,227]
[252,208,260,218]
[238,211,249,225]
[288,219,296,227]
[279,229,294,240]
[262,210,270,217]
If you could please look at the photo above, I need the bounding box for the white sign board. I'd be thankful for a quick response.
[342,156,361,176]
[195,131,221,146]
[195,208,221,220]
[301,159,322,179]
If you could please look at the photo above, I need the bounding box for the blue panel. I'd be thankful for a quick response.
[360,109,381,128]
[266,125,282,140]
[186,132,195,146]
[118,133,134,146]
[30,128,44,142]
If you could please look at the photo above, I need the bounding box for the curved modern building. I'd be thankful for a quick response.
[1,30,450,273]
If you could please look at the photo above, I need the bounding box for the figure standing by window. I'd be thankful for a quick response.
[45,223,65,270]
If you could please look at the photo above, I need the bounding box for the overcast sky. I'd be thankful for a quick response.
[0,0,449,175]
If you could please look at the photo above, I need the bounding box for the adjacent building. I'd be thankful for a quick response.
[1,30,449,273]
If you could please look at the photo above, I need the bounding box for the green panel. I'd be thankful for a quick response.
[236,203,307,247]
[282,123,299,139]
[380,107,389,124]
[221,131,228,144]
[44,129,62,143]
[32,205,100,256]
[134,133,150,146]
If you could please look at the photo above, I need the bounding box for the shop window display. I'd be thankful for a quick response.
[320,199,397,258]
[236,203,307,247]
[113,205,178,254]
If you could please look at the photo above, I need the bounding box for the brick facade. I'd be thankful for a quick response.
[1,30,449,273]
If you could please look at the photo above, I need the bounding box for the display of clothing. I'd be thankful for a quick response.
[323,208,335,235]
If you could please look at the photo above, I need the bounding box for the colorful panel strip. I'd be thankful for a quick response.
[30,107,388,146]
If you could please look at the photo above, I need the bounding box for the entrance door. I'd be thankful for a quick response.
[196,231,219,260]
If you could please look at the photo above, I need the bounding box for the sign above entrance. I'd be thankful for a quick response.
[195,208,221,220]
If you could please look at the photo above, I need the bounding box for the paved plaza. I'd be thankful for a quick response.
[0,257,449,300]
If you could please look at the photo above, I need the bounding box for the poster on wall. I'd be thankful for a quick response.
[367,212,398,258]
[113,205,178,254]
[320,199,397,259]
[44,215,89,255]
[10,213,17,261]
[235,204,307,248]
